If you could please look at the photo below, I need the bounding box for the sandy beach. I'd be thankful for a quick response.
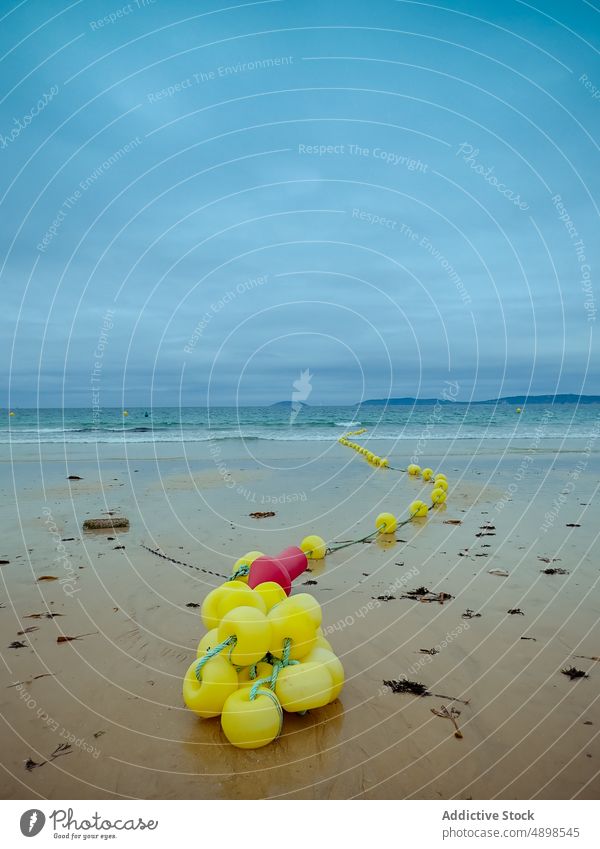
[0,437,598,800]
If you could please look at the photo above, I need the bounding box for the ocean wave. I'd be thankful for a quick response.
[1,430,598,444]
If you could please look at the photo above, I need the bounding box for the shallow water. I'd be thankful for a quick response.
[1,403,599,444]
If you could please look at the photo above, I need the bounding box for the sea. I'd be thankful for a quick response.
[1,404,599,444]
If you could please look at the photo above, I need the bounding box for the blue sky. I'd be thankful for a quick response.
[1,0,599,406]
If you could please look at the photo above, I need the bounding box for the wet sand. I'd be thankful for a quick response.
[0,438,599,799]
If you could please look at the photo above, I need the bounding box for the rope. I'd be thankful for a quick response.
[229,564,250,581]
[195,635,236,681]
[326,529,379,554]
[141,544,230,580]
[249,638,298,700]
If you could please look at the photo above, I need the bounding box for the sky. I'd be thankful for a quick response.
[1,0,599,407]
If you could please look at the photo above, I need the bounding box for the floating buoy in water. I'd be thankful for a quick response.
[431,487,447,505]
[375,512,397,534]
[9,411,15,416]
[123,410,128,416]
[435,478,448,492]
[421,467,433,481]
[182,655,238,718]
[221,687,283,749]
[516,407,522,413]
[407,464,421,476]
[409,499,429,518]
[434,473,447,483]
[300,534,327,560]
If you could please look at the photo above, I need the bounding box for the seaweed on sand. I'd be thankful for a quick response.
[383,679,470,704]
[384,679,428,696]
[400,587,453,604]
[561,666,588,680]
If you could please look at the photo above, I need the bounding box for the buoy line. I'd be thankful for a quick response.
[141,438,451,750]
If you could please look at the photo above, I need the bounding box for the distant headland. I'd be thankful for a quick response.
[360,394,600,406]
[268,394,600,408]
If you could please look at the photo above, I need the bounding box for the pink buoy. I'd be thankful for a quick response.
[276,546,308,581]
[248,556,291,595]
[248,546,308,595]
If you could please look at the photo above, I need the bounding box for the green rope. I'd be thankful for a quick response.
[249,638,298,700]
[195,635,236,682]
[326,529,379,555]
[248,674,274,700]
[228,564,250,581]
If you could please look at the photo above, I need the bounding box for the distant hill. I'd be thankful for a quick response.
[361,394,600,406]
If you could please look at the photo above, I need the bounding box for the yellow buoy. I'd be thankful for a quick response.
[516,407,522,413]
[123,410,128,416]
[300,534,327,560]
[221,687,283,749]
[435,478,448,491]
[407,463,421,476]
[409,500,429,518]
[375,512,397,535]
[431,487,447,505]
[314,633,334,652]
[290,593,322,628]
[268,599,316,660]
[421,467,433,481]
[182,655,238,718]
[232,550,264,583]
[215,582,266,620]
[380,458,389,468]
[275,661,333,712]
[218,605,271,666]
[302,647,344,701]
[196,628,219,657]
[434,473,447,482]
[200,585,229,630]
[9,411,15,416]
[253,581,287,611]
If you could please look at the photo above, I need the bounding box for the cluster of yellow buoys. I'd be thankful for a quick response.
[184,563,343,749]
[338,435,389,467]
[345,427,367,436]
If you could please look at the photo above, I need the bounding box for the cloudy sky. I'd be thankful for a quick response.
[1,0,598,406]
